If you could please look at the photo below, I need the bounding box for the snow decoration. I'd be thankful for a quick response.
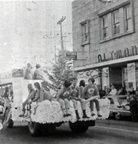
[0,105,3,114]
[30,98,110,123]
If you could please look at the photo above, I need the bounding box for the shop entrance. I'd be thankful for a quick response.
[109,63,127,90]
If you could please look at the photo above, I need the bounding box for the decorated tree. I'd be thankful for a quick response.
[47,50,75,91]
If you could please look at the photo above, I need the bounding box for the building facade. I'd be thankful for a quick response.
[72,0,138,91]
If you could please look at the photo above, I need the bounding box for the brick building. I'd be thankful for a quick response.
[72,0,138,91]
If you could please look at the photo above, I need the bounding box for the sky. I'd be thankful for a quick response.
[0,0,72,73]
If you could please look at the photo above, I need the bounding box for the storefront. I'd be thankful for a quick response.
[75,46,138,93]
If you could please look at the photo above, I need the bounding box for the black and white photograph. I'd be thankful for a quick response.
[0,0,138,144]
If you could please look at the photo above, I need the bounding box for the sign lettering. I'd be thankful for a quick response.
[98,46,138,62]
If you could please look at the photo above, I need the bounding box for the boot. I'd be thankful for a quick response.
[83,110,89,119]
[75,110,80,120]
[19,110,25,117]
[66,108,71,117]
[63,109,67,117]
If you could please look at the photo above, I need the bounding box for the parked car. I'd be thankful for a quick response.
[107,95,131,120]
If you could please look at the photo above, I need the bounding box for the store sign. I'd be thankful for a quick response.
[66,52,77,60]
[98,46,138,62]
[12,69,24,77]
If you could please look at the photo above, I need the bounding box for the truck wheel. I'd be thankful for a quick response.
[69,122,89,133]
[28,122,41,137]
[41,124,56,135]
[114,113,121,120]
[7,119,14,128]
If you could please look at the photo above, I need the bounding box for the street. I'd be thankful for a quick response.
[0,119,138,144]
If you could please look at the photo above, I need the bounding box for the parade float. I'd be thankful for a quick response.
[0,69,110,137]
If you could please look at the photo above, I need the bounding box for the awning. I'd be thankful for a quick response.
[74,55,138,72]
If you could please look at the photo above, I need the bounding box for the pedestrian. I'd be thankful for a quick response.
[79,80,89,118]
[118,87,126,95]
[127,90,138,122]
[2,87,11,126]
[82,77,102,117]
[56,80,71,117]
[108,84,117,96]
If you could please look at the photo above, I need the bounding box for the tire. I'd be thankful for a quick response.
[41,124,56,135]
[7,119,14,128]
[28,122,41,137]
[114,113,121,120]
[69,122,89,133]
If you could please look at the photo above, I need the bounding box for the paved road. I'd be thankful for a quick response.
[0,120,138,144]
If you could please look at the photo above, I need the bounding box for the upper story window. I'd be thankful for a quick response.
[98,0,134,42]
[112,10,120,35]
[124,5,132,32]
[80,20,90,46]
[102,15,108,39]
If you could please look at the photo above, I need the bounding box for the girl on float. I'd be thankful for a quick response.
[70,77,80,120]
[56,80,71,117]
[79,80,89,118]
[32,82,51,115]
[82,77,102,117]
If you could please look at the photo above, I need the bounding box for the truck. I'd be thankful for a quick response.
[0,69,110,136]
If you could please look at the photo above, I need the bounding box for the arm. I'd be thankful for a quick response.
[95,85,100,98]
[56,88,64,101]
[82,86,88,98]
[71,87,80,100]
[32,90,40,102]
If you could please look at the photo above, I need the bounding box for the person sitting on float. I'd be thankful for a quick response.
[79,80,89,118]
[19,84,35,117]
[32,82,52,115]
[82,77,102,117]
[33,64,44,80]
[70,77,81,120]
[24,63,33,80]
[56,80,71,117]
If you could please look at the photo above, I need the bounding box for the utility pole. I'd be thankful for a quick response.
[57,16,66,51]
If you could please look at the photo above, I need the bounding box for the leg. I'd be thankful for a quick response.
[19,101,27,117]
[71,99,80,120]
[94,99,102,117]
[33,103,38,115]
[58,99,66,117]
[90,100,95,116]
[71,99,78,110]
[64,99,71,116]
[80,99,89,118]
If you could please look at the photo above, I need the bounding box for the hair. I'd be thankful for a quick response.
[27,63,31,67]
[34,82,41,90]
[79,80,85,87]
[88,77,95,83]
[28,84,33,90]
[3,87,9,98]
[63,80,71,88]
[36,64,40,69]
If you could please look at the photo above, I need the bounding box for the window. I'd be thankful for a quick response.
[98,1,134,42]
[124,5,132,32]
[102,15,108,39]
[81,20,90,45]
[112,10,120,35]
